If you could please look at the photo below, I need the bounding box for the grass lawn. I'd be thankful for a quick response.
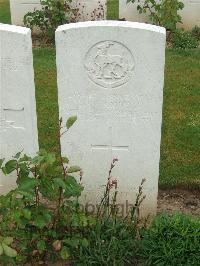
[0,1,200,189]
[0,0,10,24]
[160,49,200,189]
[107,0,119,20]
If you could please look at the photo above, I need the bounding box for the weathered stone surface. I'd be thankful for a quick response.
[56,21,166,217]
[0,24,39,194]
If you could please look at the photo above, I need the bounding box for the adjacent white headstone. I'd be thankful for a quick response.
[10,0,41,26]
[56,21,166,217]
[10,0,107,26]
[179,0,200,29]
[119,0,200,30]
[0,24,39,194]
[119,0,149,24]
[69,0,107,21]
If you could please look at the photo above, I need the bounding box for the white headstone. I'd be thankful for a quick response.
[10,0,107,26]
[119,0,200,30]
[10,0,41,26]
[69,0,107,21]
[179,0,200,29]
[56,21,166,217]
[0,24,39,194]
[119,0,149,23]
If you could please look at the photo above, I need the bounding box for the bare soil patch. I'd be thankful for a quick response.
[157,188,200,216]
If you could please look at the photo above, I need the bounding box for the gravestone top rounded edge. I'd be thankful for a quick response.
[0,23,30,34]
[56,20,166,36]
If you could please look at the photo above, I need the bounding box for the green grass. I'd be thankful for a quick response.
[141,213,200,265]
[160,49,200,189]
[0,0,10,24]
[0,1,199,189]
[107,0,119,20]
[33,49,60,155]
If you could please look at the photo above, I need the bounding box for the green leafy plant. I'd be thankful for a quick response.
[0,139,147,265]
[0,116,90,265]
[191,25,200,42]
[24,0,77,41]
[0,113,148,265]
[127,0,184,31]
[24,0,106,42]
[141,213,200,265]
[173,29,199,49]
[0,237,17,258]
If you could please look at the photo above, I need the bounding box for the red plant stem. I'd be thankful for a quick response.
[34,166,40,206]
[53,119,69,228]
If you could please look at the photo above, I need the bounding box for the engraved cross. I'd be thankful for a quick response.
[0,108,25,133]
[91,126,129,158]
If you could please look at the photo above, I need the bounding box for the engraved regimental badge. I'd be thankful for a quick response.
[85,41,135,88]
